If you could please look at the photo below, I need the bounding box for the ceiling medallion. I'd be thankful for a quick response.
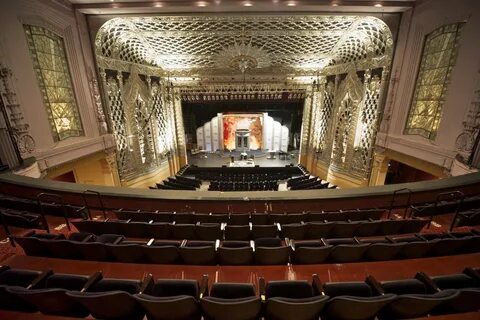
[214,34,271,74]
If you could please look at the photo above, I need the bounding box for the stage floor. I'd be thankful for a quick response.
[187,150,299,168]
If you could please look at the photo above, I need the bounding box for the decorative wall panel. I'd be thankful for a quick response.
[24,25,84,142]
[404,23,464,140]
[99,67,179,181]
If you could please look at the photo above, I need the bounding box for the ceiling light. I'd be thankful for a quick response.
[272,0,279,3]
[243,1,253,7]
[331,1,339,6]
[287,1,297,6]
[197,1,208,7]
[374,2,383,7]
[153,2,163,7]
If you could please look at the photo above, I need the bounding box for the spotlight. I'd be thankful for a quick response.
[153,2,163,7]
[331,1,339,6]
[286,1,297,6]
[196,1,208,7]
[243,1,253,6]
[374,2,383,7]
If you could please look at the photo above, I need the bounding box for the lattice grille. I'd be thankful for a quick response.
[96,15,392,75]
[353,74,382,175]
[105,78,129,174]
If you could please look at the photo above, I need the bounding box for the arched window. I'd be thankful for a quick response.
[404,23,464,140]
[24,25,84,141]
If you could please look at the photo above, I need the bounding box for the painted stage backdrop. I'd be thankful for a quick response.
[196,113,289,152]
[223,114,263,150]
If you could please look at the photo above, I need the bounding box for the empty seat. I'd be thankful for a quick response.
[322,294,396,320]
[287,213,308,223]
[329,221,361,238]
[43,239,82,260]
[201,283,261,320]
[170,224,195,240]
[364,243,402,261]
[379,290,459,319]
[292,241,332,264]
[209,213,229,224]
[217,241,253,265]
[328,243,369,263]
[7,273,91,317]
[0,267,43,312]
[254,238,290,265]
[106,243,144,263]
[251,224,278,239]
[355,220,380,237]
[78,242,111,261]
[180,242,217,265]
[270,213,289,224]
[251,213,270,225]
[265,279,329,320]
[305,222,333,239]
[396,240,433,259]
[148,223,171,239]
[142,244,180,264]
[174,212,195,224]
[224,225,251,241]
[67,278,144,320]
[281,223,306,240]
[135,279,202,320]
[196,223,223,241]
[228,213,250,225]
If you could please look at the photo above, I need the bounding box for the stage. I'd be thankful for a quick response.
[187,150,299,168]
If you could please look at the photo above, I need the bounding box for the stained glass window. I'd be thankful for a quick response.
[404,23,464,140]
[24,25,84,141]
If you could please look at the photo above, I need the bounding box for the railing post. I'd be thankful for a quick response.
[388,188,412,219]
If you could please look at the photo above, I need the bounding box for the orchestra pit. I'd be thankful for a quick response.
[1,0,480,319]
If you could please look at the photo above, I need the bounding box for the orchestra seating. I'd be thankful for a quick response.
[13,230,480,265]
[0,265,478,319]
[71,217,429,240]
[1,173,480,319]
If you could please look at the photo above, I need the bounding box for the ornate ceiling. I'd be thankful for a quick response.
[95,15,393,78]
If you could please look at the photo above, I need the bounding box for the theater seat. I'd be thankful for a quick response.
[201,283,261,320]
[66,278,144,320]
[254,238,290,265]
[291,241,332,264]
[264,277,329,320]
[0,268,44,312]
[217,241,254,265]
[322,294,396,320]
[7,273,91,317]
[135,278,204,320]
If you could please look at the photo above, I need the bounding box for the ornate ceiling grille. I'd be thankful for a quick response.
[95,15,392,77]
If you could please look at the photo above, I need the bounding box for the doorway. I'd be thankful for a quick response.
[235,129,250,151]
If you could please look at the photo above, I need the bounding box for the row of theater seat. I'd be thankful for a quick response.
[208,180,279,191]
[411,194,480,218]
[0,265,478,320]
[14,231,480,265]
[72,218,428,241]
[113,208,385,223]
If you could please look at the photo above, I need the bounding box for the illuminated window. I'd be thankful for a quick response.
[24,25,84,141]
[404,23,464,140]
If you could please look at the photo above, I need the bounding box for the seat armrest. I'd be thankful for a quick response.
[312,274,324,295]
[147,238,154,246]
[415,234,427,241]
[415,272,440,292]
[23,230,36,237]
[27,269,54,289]
[463,267,480,282]
[139,273,154,294]
[105,218,109,222]
[83,234,95,242]
[180,239,187,247]
[81,271,103,292]
[290,239,295,250]
[200,274,209,298]
[126,219,132,223]
[0,265,11,274]
[284,238,290,247]
[259,277,266,302]
[353,237,361,244]
[366,275,384,295]
[113,237,124,245]
[385,236,395,243]
[320,238,327,246]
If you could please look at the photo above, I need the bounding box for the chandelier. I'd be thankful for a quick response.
[215,34,271,74]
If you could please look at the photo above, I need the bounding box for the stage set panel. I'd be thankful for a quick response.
[196,113,289,152]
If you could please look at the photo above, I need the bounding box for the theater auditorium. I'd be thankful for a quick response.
[0,0,479,319]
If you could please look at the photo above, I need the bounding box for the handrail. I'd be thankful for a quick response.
[432,191,465,231]
[388,188,412,219]
[0,210,15,247]
[36,192,70,232]
[82,190,106,220]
